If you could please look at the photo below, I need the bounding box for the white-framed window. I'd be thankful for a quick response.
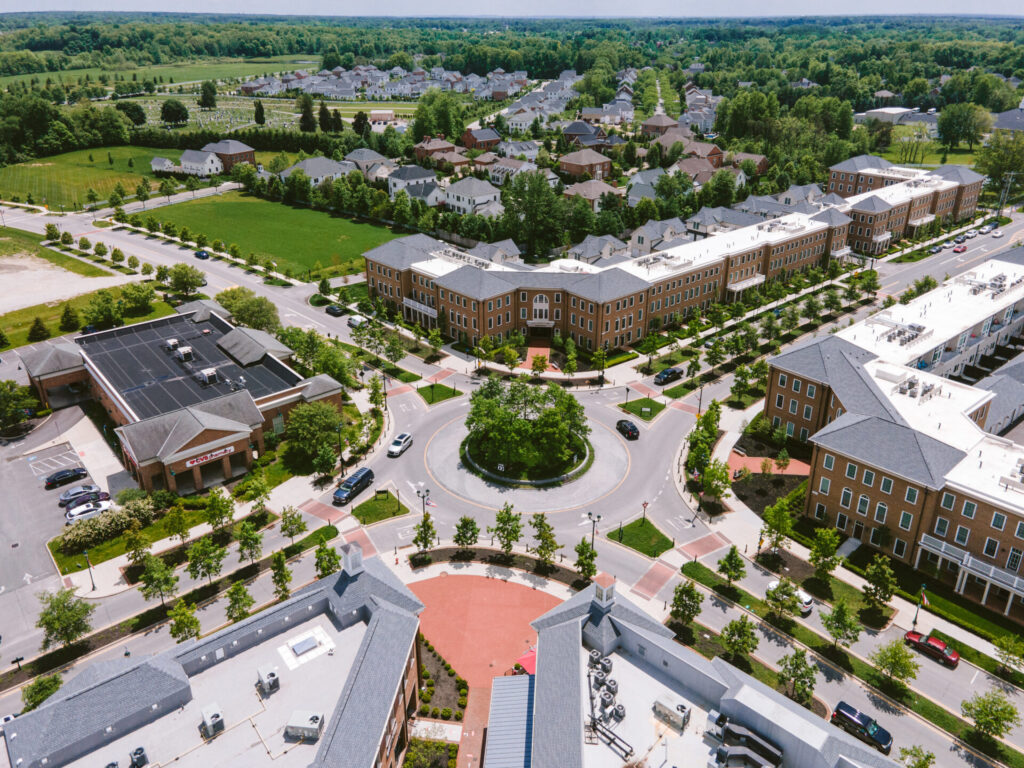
[954,526,970,546]
[1016,520,1024,540]
[789,399,798,414]
[819,477,831,495]
[874,503,887,524]
[807,384,816,398]
[775,393,784,408]
[992,512,1007,531]
[857,495,870,516]
[880,477,893,494]
[899,511,913,531]
[815,503,827,520]
[905,487,919,505]
[893,539,907,558]
[836,513,848,530]
[984,537,1000,558]
[941,492,955,510]
[803,404,813,420]
[786,422,795,436]
[846,462,858,479]
[778,373,788,387]
[870,527,884,546]
[840,488,852,508]
[824,454,835,471]
[863,469,875,487]
[1008,548,1023,572]
[799,428,809,441]
[935,517,949,537]
[962,500,977,519]
[793,379,801,394]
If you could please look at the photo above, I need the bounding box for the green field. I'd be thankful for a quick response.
[0,146,183,210]
[0,227,110,278]
[607,518,673,558]
[149,191,401,276]
[877,125,979,168]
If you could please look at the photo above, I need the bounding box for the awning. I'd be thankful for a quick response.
[515,647,537,675]
[726,273,766,293]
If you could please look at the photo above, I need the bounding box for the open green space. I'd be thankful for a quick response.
[418,382,462,404]
[0,146,183,210]
[352,491,409,525]
[619,397,665,421]
[0,281,175,350]
[0,227,110,278]
[336,340,421,383]
[608,518,673,558]
[149,191,400,277]
[877,126,979,167]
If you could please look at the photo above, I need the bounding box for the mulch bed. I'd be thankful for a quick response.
[755,548,815,583]
[734,432,812,462]
[731,473,806,515]
[411,546,590,591]
[418,636,465,715]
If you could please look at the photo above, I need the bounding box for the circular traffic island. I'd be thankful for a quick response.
[460,430,592,486]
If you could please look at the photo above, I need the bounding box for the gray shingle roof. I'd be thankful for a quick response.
[364,234,443,270]
[448,176,500,198]
[811,207,853,226]
[180,149,217,165]
[571,268,653,303]
[390,164,436,182]
[175,299,229,322]
[994,108,1024,132]
[930,164,985,185]
[201,139,254,155]
[436,265,514,299]
[280,156,355,180]
[20,340,84,378]
[469,127,501,142]
[829,154,892,173]
[216,327,291,366]
[851,194,892,213]
[531,619,584,768]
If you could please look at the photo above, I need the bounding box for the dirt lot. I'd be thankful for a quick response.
[0,254,130,314]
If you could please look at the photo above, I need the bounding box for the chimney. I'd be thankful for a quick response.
[341,542,364,576]
[593,572,616,609]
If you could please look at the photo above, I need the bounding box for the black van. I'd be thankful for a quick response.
[333,467,374,505]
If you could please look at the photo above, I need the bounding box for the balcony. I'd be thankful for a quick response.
[871,231,892,243]
[403,297,437,319]
[830,246,852,259]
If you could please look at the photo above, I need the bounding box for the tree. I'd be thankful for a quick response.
[44,222,60,241]
[863,554,897,611]
[821,598,861,649]
[976,130,1024,206]
[869,638,920,687]
[638,333,660,373]
[994,634,1024,675]
[271,551,292,600]
[705,338,726,370]
[232,295,280,331]
[285,401,342,463]
[938,102,992,150]
[823,288,843,318]
[160,98,189,125]
[225,581,255,622]
[22,673,63,712]
[27,316,50,341]
[701,458,732,505]
[168,600,201,643]
[186,536,227,585]
[123,519,150,567]
[297,94,317,133]
[86,187,99,208]
[352,110,369,136]
[501,170,566,256]
[531,512,561,567]
[236,520,263,564]
[167,263,206,297]
[120,282,155,314]
[159,178,176,201]
[279,506,308,544]
[36,588,95,649]
[962,690,1022,740]
[453,516,480,550]
[500,344,520,373]
[489,503,523,555]
[315,540,341,578]
[731,364,751,399]
[717,545,746,587]
[809,528,841,580]
[801,294,822,325]
[720,615,758,660]
[198,80,217,110]
[670,580,704,626]
[760,498,793,554]
[204,487,234,531]
[0,379,37,430]
[413,510,437,552]
[778,648,816,705]
[127,255,139,271]
[82,289,122,329]
[898,746,935,768]
[765,577,802,620]
[254,100,266,126]
[185,176,200,198]
[139,554,178,605]
[426,327,444,358]
[574,537,597,580]
[164,505,191,547]
[135,182,150,209]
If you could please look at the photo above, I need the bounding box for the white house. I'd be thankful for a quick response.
[279,157,356,187]
[405,181,445,207]
[179,150,223,177]
[150,157,175,174]
[387,165,437,198]
[497,140,540,161]
[446,177,502,215]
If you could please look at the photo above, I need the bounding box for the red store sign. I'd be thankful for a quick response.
[186,445,235,468]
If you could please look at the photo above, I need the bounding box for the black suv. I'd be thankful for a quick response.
[44,467,88,490]
[333,467,375,505]
[830,701,892,754]
[616,419,639,440]
[325,304,345,317]
[653,367,682,386]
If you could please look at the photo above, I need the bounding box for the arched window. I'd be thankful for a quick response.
[532,294,549,320]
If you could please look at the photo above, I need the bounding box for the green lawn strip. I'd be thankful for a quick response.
[345,282,370,306]
[892,248,937,264]
[845,546,1022,643]
[352,491,410,525]
[604,350,639,367]
[648,344,698,373]
[1,228,110,277]
[618,397,665,421]
[418,383,462,405]
[680,562,1024,766]
[335,340,421,382]
[148,190,400,277]
[607,518,673,558]
[664,379,697,399]
[930,630,1024,690]
[723,389,764,410]
[0,285,174,350]
[283,524,339,558]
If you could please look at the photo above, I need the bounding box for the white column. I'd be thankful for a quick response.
[914,546,923,570]
[982,580,992,606]
[1006,592,1015,617]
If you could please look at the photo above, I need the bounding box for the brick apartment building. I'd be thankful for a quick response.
[200,140,256,173]
[764,260,1024,618]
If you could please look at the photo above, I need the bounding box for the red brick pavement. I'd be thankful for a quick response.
[341,527,378,557]
[679,532,730,559]
[630,561,675,600]
[298,498,345,524]
[409,575,561,768]
[426,368,456,384]
[387,384,414,396]
[670,401,699,413]
[627,381,659,399]
[524,346,557,372]
[728,450,810,476]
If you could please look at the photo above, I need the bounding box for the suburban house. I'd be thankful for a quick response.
[404,181,445,207]
[388,165,437,198]
[732,151,769,175]
[200,140,256,173]
[641,113,678,137]
[445,177,502,215]
[179,149,223,177]
[559,148,612,180]
[993,96,1024,132]
[472,152,499,169]
[433,150,471,171]
[497,140,539,161]
[414,137,457,162]
[564,180,622,212]
[150,157,175,174]
[488,157,537,185]
[652,126,694,153]
[279,157,356,187]
[565,234,629,265]
[461,127,501,151]
[345,148,388,173]
[684,139,724,168]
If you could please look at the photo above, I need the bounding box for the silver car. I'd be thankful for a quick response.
[388,433,413,457]
[58,484,101,507]
[767,579,814,615]
[65,500,112,525]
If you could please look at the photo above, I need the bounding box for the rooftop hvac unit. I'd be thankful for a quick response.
[593,670,607,689]
[599,690,615,709]
[605,679,618,695]
[175,346,194,362]
[284,711,325,741]
[612,704,625,721]
[600,657,613,673]
[129,746,148,767]
[588,649,602,668]
[201,705,225,739]
[257,666,280,696]
[654,696,691,732]
[195,368,218,385]
[165,338,180,350]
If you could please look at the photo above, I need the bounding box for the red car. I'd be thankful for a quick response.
[953,245,968,253]
[904,631,959,668]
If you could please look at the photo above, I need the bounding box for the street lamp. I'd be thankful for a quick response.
[84,549,96,591]
[587,511,602,547]
[912,583,927,630]
[417,488,430,516]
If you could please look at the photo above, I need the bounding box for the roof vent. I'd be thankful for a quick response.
[195,368,218,385]
[165,338,179,350]
[175,346,194,362]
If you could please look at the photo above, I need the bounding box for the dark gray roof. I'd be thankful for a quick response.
[201,139,254,155]
[436,265,514,299]
[531,619,584,768]
[216,326,291,366]
[405,180,441,201]
[175,299,229,322]
[812,413,966,489]
[20,340,84,378]
[485,675,535,768]
[469,127,501,142]
[687,205,761,229]
[930,164,985,185]
[994,108,1024,132]
[180,149,217,165]
[830,154,892,173]
[390,164,436,182]
[448,176,500,197]
[364,234,443,270]
[345,147,387,168]
[566,234,627,262]
[301,373,344,400]
[811,207,852,226]
[570,268,650,303]
[280,156,355,180]
[850,194,892,213]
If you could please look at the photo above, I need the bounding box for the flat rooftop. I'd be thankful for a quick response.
[64,615,366,768]
[76,313,301,421]
[579,649,714,768]
[945,434,1024,516]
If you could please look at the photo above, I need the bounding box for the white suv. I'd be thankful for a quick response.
[387,433,413,457]
[767,580,814,615]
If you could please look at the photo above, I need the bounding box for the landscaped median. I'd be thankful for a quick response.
[607,518,674,558]
[352,490,409,525]
[680,561,1024,768]
[618,396,665,421]
[417,381,462,404]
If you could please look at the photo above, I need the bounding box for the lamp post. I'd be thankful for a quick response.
[84,549,96,591]
[417,488,430,516]
[641,500,649,525]
[912,582,927,630]
[587,511,602,547]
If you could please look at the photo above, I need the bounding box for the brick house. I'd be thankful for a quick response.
[559,148,612,180]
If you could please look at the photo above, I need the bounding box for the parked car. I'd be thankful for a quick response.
[616,419,639,440]
[904,631,960,668]
[953,244,968,253]
[348,315,367,329]
[929,245,943,254]
[194,250,210,260]
[58,484,102,507]
[388,433,413,457]
[979,224,995,234]
[65,500,112,525]
[44,467,88,490]
[653,367,682,386]
[942,241,955,250]
[66,491,111,511]
[965,229,978,239]
[0,713,19,734]
[332,467,374,505]
[992,230,1005,238]
[325,304,345,317]
[766,580,813,615]
[830,701,893,754]
[954,234,967,244]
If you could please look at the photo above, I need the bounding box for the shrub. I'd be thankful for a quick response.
[431,707,440,718]
[459,687,468,696]
[441,708,452,720]
[447,668,456,677]
[420,690,432,704]
[457,696,467,708]
[151,490,178,510]
[422,668,431,680]
[455,677,466,688]
[454,711,463,722]
[418,703,430,715]
[116,488,148,505]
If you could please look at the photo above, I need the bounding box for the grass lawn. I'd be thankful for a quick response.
[0,283,175,350]
[723,388,765,410]
[619,397,665,421]
[352,491,409,525]
[345,282,370,305]
[607,518,673,558]
[0,146,183,210]
[149,191,400,277]
[664,379,697,399]
[336,340,421,383]
[0,227,110,277]
[418,382,462,405]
